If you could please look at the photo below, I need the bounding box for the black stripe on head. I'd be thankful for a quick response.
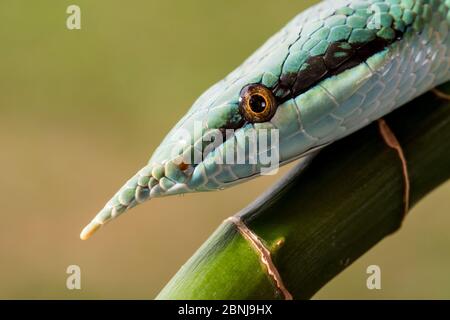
[219,31,404,131]
[273,31,404,103]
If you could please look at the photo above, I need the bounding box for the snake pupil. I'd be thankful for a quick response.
[249,94,267,113]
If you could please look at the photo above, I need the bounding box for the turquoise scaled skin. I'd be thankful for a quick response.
[81,0,450,239]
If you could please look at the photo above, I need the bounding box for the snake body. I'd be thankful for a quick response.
[81,0,450,239]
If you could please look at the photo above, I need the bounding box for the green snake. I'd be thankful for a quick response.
[81,0,450,239]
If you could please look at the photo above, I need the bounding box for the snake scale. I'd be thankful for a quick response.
[81,0,450,239]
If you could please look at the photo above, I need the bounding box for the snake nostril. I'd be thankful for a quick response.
[178,161,189,171]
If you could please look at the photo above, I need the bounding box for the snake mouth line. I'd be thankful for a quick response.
[80,128,241,240]
[80,126,327,240]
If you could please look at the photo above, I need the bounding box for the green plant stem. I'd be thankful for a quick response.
[157,84,450,300]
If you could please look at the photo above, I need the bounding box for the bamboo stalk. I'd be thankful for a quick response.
[157,84,450,300]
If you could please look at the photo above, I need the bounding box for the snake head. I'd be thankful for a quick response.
[80,74,289,239]
[80,52,308,240]
[81,0,395,239]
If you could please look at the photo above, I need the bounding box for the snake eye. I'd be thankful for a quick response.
[239,84,277,123]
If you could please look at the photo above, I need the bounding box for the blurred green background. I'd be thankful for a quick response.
[0,0,449,299]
